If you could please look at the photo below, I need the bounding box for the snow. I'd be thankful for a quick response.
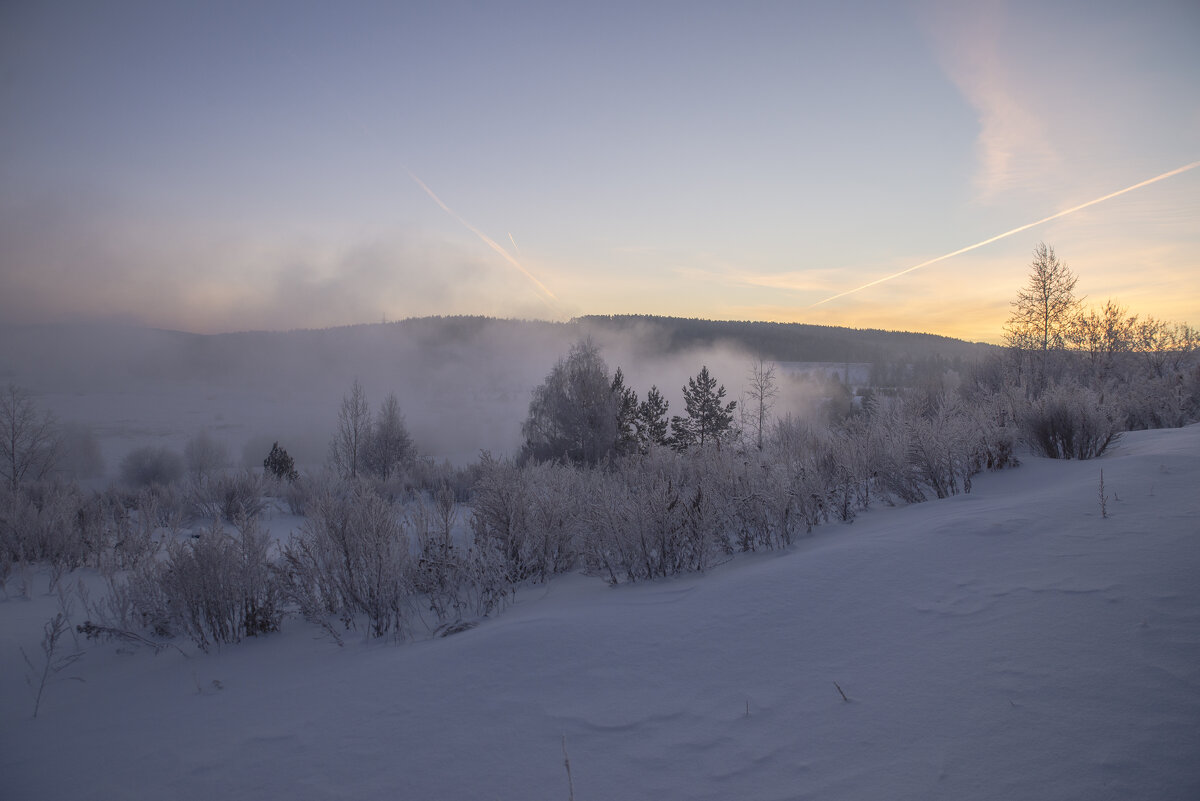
[3,425,1199,800]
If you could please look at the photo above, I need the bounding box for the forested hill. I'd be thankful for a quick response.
[576,315,995,364]
[0,315,995,391]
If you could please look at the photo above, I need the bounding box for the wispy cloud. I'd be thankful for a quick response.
[810,160,1200,307]
[927,3,1061,201]
[406,170,562,316]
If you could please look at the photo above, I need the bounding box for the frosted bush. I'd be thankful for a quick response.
[188,470,268,523]
[0,483,87,573]
[132,517,281,651]
[407,485,512,625]
[281,486,414,639]
[470,454,582,583]
[579,450,733,583]
[1020,381,1120,459]
[905,398,977,499]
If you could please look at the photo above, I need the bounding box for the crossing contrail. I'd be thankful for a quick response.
[406,170,560,310]
[810,160,1200,307]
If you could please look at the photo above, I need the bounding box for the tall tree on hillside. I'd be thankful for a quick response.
[671,366,737,450]
[330,379,371,480]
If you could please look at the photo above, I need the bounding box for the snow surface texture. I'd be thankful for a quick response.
[3,425,1199,800]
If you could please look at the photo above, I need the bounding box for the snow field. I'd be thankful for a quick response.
[2,425,1198,800]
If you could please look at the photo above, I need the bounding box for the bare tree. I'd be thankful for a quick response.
[329,379,371,480]
[1004,243,1082,356]
[1,384,62,492]
[744,359,778,451]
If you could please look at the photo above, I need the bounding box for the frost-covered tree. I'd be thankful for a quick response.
[744,358,778,451]
[1004,242,1082,355]
[365,393,414,480]
[329,379,371,480]
[1067,300,1138,377]
[1,384,61,492]
[671,366,737,450]
[520,339,618,465]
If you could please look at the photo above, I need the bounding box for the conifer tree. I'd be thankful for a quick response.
[264,442,299,483]
[637,386,671,450]
[670,366,737,450]
[611,368,640,456]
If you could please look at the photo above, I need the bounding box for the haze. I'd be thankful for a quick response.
[2,1,1198,342]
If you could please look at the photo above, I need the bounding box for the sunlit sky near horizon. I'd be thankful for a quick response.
[2,1,1198,344]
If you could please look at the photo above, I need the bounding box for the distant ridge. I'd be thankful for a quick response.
[1,315,995,389]
[575,314,994,364]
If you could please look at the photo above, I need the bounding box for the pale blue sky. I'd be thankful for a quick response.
[2,0,1197,340]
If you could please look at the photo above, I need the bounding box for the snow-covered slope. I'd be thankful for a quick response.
[3,425,1198,800]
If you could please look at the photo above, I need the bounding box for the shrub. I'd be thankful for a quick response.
[188,470,268,523]
[1020,381,1120,459]
[579,450,734,583]
[183,431,229,482]
[1,484,80,574]
[131,517,281,651]
[406,485,512,625]
[470,454,581,583]
[280,486,414,639]
[283,473,318,516]
[119,446,184,489]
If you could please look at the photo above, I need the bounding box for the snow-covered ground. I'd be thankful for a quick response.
[3,425,1198,800]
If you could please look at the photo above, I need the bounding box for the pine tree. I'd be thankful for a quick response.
[264,442,299,483]
[611,368,640,456]
[671,366,737,450]
[637,385,670,451]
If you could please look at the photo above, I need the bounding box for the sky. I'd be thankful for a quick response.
[1,0,1197,343]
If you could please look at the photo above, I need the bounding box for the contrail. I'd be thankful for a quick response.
[810,160,1200,307]
[406,169,560,309]
[508,232,521,256]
